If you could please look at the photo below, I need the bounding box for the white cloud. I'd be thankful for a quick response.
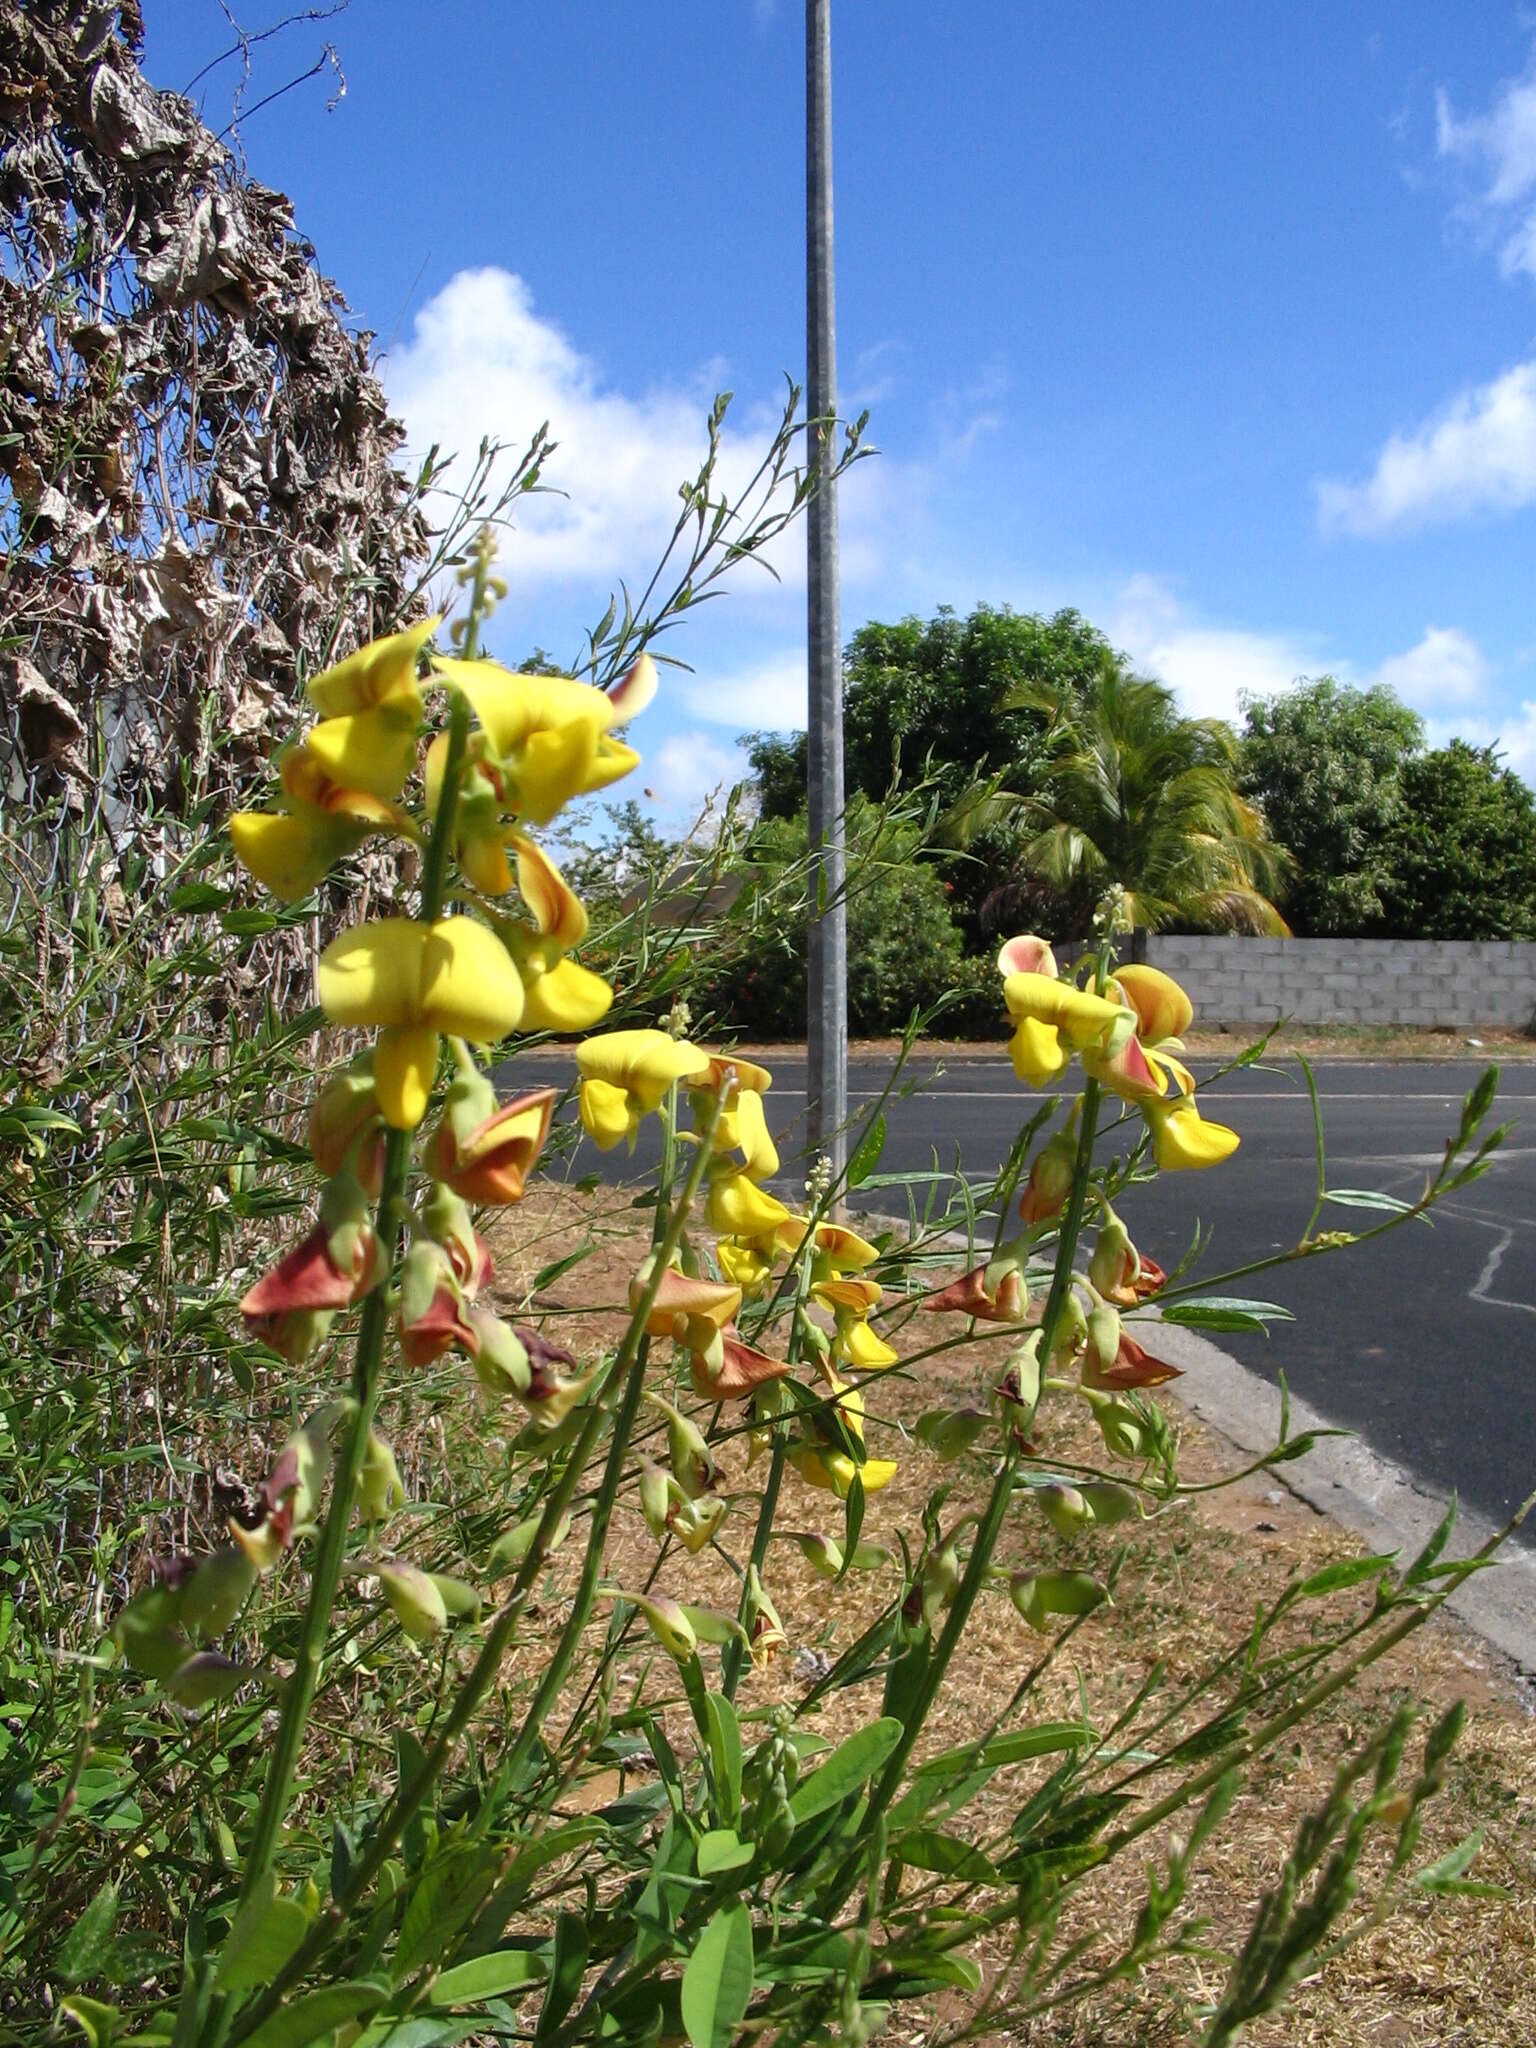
[1436,46,1536,279]
[1368,624,1487,705]
[1316,357,1536,534]
[673,648,808,731]
[1110,574,1312,723]
[640,729,751,830]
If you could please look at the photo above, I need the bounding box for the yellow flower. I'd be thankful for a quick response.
[500,836,613,1033]
[230,744,413,903]
[1111,964,1193,1046]
[707,1169,793,1240]
[432,653,656,825]
[1143,1094,1240,1171]
[576,1029,711,1150]
[717,1239,777,1301]
[812,1276,897,1370]
[1003,972,1131,1087]
[300,617,439,801]
[788,1446,899,1498]
[318,917,524,1129]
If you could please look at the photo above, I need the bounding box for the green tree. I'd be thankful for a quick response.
[1379,741,1536,939]
[698,794,965,1035]
[1239,679,1424,935]
[1009,667,1291,933]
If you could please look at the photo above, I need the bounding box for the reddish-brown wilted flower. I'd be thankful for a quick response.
[240,1177,383,1357]
[426,1069,556,1205]
[1081,1325,1182,1392]
[690,1328,794,1402]
[923,1262,1028,1323]
[398,1240,478,1367]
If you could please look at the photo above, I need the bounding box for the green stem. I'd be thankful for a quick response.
[225,1091,723,2046]
[203,583,487,2048]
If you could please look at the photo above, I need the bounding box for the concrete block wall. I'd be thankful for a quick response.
[1143,937,1536,1030]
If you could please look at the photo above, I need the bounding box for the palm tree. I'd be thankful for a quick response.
[1004,666,1292,934]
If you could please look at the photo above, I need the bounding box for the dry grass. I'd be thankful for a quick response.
[479,1187,1536,2048]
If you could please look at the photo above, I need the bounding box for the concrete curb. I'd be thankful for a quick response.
[863,1210,1536,1686]
[1150,1320,1536,1686]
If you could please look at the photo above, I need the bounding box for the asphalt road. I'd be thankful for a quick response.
[508,1051,1536,1549]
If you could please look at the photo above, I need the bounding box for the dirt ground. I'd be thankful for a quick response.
[482,1188,1536,2048]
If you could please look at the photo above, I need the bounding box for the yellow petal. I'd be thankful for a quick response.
[707,1171,791,1239]
[306,704,420,800]
[1112,965,1193,1046]
[1008,1015,1070,1087]
[460,829,516,896]
[307,616,438,715]
[519,958,613,1034]
[431,662,617,752]
[577,1030,711,1107]
[813,1224,880,1273]
[1145,1098,1240,1171]
[320,920,427,1028]
[374,1025,440,1130]
[733,1088,779,1179]
[513,835,588,947]
[419,918,524,1040]
[579,1076,633,1150]
[1004,972,1124,1050]
[717,1240,775,1299]
[859,1458,899,1493]
[230,810,354,902]
[513,721,604,826]
[837,1319,899,1371]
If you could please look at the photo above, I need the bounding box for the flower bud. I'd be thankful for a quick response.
[639,1460,675,1540]
[309,1060,384,1196]
[645,1393,718,1499]
[1085,1301,1122,1383]
[428,1573,482,1623]
[1009,1568,1107,1632]
[996,1331,1045,1436]
[467,1311,531,1398]
[1037,1481,1093,1537]
[1080,1386,1159,1461]
[786,1530,844,1579]
[421,1182,491,1292]
[488,1507,572,1573]
[745,1565,786,1669]
[1020,1123,1077,1225]
[920,1540,963,1627]
[180,1546,257,1639]
[167,1651,250,1708]
[378,1560,448,1643]
[915,1405,991,1461]
[1087,1214,1139,1304]
[358,1432,406,1522]
[1050,1292,1088,1369]
[625,1591,698,1662]
[671,1494,728,1555]
[1079,1480,1139,1526]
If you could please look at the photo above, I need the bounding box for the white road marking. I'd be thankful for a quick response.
[1470,1228,1536,1316]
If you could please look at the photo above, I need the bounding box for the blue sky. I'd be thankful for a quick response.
[146,3,1536,821]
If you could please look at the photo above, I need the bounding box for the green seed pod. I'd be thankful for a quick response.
[428,1573,483,1623]
[787,1531,844,1579]
[998,1331,1045,1434]
[378,1560,449,1644]
[358,1431,406,1522]
[488,1507,572,1574]
[920,1540,963,1627]
[1050,1292,1088,1369]
[1080,1385,1156,1461]
[1037,1481,1092,1537]
[638,1458,674,1540]
[167,1651,249,1708]
[915,1405,991,1461]
[180,1545,257,1639]
[1079,1479,1139,1526]
[1010,1568,1107,1632]
[470,1313,531,1399]
[1085,1300,1122,1378]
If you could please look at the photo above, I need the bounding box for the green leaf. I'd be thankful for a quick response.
[430,1948,548,2005]
[847,1112,887,1188]
[534,1911,589,2045]
[62,1996,119,2047]
[1161,1296,1295,1332]
[242,1980,388,2048]
[1324,1187,1423,1216]
[891,1830,1001,1885]
[214,1887,308,1994]
[680,1904,754,2048]
[704,1692,742,1824]
[911,1721,1095,1779]
[219,908,279,937]
[396,1846,497,1979]
[1294,1553,1397,1601]
[1404,1495,1459,1588]
[168,883,230,912]
[790,1717,903,1824]
[875,1948,982,1995]
[696,1829,755,1878]
[57,1881,119,1984]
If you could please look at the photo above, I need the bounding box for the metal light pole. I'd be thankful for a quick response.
[805,0,847,1188]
